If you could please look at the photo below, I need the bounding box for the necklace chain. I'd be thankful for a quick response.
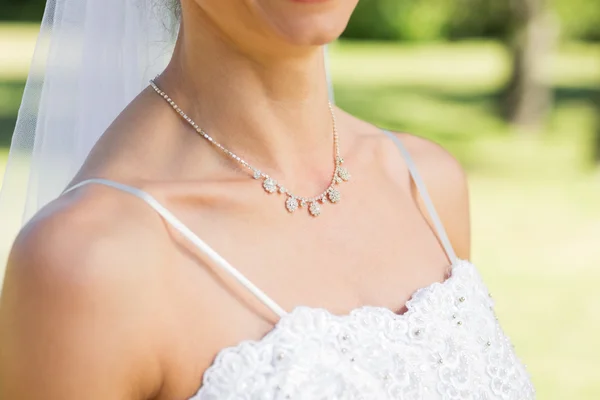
[149,79,350,217]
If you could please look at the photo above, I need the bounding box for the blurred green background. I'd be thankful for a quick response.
[1,0,599,398]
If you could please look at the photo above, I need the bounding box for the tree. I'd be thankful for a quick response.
[595,90,600,164]
[502,0,558,132]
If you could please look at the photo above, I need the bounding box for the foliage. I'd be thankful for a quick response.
[343,0,600,42]
[0,0,44,22]
[448,0,514,40]
[343,0,454,41]
[343,0,515,41]
[553,0,600,41]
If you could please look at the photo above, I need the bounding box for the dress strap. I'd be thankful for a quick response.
[63,178,288,318]
[382,131,458,265]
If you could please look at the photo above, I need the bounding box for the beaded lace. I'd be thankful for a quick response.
[191,259,535,400]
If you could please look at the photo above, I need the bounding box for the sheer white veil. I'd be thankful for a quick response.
[0,0,334,280]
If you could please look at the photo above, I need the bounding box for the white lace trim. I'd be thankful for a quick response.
[190,260,535,400]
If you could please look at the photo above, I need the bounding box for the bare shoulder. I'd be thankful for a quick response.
[328,109,471,259]
[0,185,170,399]
[393,132,467,192]
[392,132,471,259]
[337,109,468,195]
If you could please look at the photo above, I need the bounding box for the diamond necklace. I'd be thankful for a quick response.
[149,80,350,217]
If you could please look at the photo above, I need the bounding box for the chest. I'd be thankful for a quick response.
[175,177,448,312]
[150,179,450,398]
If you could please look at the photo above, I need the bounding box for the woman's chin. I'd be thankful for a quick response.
[269,11,354,46]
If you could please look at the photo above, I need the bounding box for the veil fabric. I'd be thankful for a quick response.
[0,0,178,277]
[0,0,334,280]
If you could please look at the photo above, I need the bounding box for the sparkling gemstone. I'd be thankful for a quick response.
[278,186,286,194]
[459,296,466,302]
[300,199,307,208]
[338,166,351,181]
[263,178,277,193]
[253,170,262,180]
[337,156,344,165]
[286,197,298,213]
[334,176,342,185]
[328,187,341,203]
[309,202,321,217]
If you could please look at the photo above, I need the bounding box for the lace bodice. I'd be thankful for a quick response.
[191,260,535,400]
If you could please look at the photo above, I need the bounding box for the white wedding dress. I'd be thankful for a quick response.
[65,131,535,400]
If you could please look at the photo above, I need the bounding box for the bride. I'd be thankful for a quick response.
[0,0,535,399]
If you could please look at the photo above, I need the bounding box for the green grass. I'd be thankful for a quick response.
[0,23,37,149]
[0,22,38,81]
[1,24,600,398]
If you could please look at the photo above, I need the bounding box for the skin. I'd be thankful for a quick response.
[0,0,470,399]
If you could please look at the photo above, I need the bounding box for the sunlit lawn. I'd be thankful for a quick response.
[1,23,600,399]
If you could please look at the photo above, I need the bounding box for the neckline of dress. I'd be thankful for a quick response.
[283,258,461,319]
[193,258,472,398]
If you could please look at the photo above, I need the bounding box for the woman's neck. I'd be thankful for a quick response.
[157,6,335,177]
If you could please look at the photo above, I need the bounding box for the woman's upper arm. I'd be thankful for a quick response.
[0,206,163,400]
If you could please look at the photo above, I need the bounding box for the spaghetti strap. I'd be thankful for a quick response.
[63,178,288,318]
[382,131,459,265]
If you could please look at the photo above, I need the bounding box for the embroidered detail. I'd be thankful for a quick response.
[191,261,535,400]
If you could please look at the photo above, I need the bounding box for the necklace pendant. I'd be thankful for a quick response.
[337,166,351,182]
[285,196,299,213]
[263,178,277,193]
[309,202,321,217]
[328,187,341,203]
